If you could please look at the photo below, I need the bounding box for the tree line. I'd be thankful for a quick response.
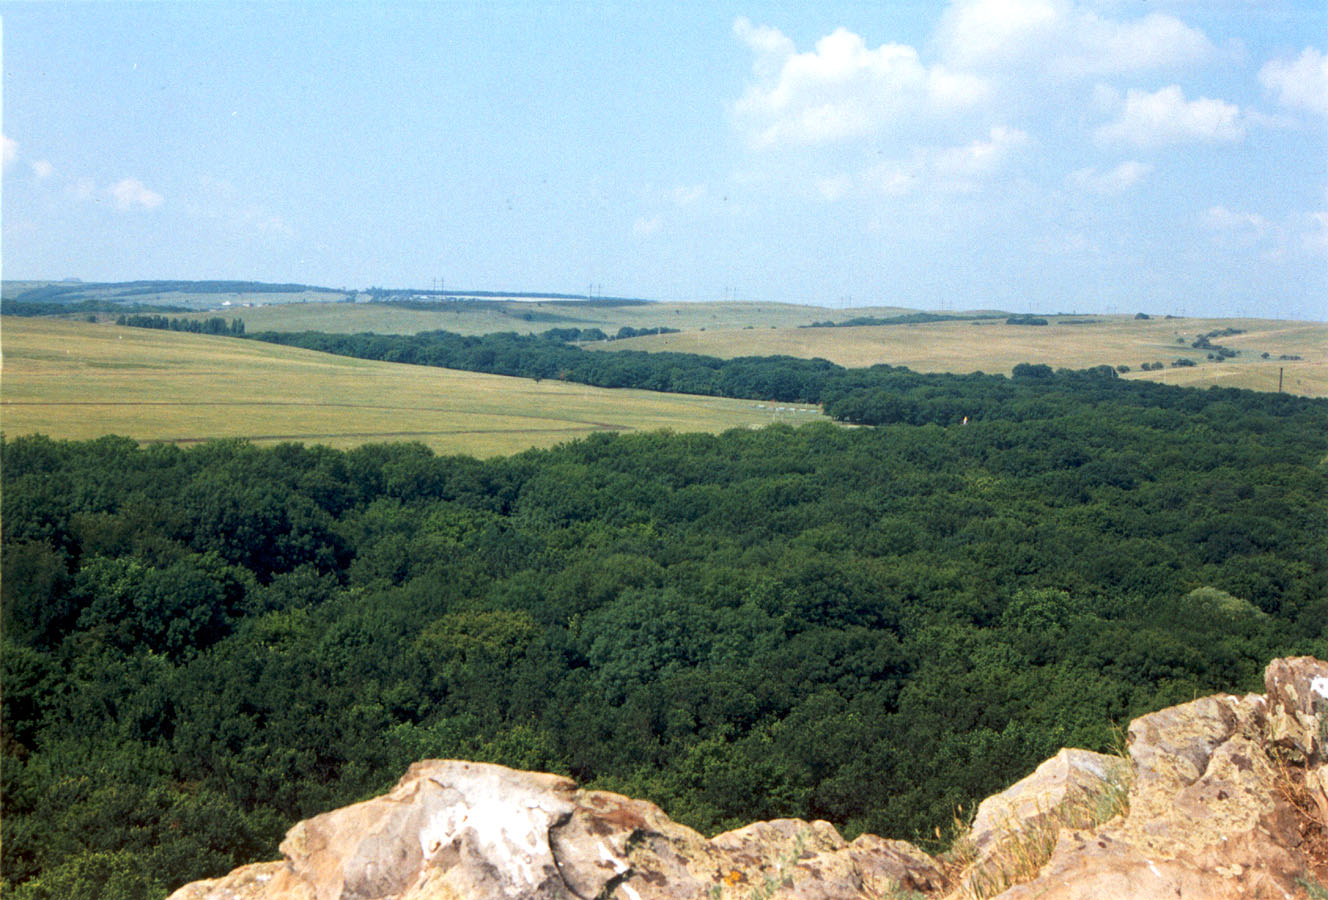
[238,326,1321,431]
[115,315,245,335]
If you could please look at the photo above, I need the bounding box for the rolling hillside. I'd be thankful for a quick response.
[0,318,826,457]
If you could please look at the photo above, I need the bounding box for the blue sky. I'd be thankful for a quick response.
[2,1,1325,318]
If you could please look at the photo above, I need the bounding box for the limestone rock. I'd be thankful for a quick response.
[1265,656,1328,764]
[168,657,1328,900]
[966,748,1128,857]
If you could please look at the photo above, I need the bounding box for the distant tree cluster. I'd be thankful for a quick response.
[611,325,681,340]
[117,315,245,335]
[1191,329,1244,360]
[1005,315,1049,326]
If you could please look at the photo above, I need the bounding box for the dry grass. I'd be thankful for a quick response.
[606,315,1328,398]
[1270,705,1328,895]
[947,755,1133,900]
[0,318,828,457]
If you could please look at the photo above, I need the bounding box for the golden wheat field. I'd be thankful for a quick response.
[602,314,1328,398]
[0,318,826,457]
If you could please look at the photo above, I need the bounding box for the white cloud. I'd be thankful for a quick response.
[107,177,164,210]
[2,135,17,170]
[1067,160,1152,194]
[1096,85,1244,146]
[733,17,795,80]
[1260,47,1328,117]
[939,0,1213,77]
[733,18,988,148]
[32,160,55,179]
[939,0,1060,71]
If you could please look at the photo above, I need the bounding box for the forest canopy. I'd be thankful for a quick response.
[2,349,1326,900]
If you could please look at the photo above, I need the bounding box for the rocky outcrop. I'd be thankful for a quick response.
[168,657,1328,900]
[166,760,943,900]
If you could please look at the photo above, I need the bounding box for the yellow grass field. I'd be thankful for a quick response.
[0,318,826,457]
[601,315,1328,398]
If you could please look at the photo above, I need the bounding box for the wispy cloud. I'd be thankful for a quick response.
[1096,85,1244,146]
[671,184,707,207]
[107,177,164,211]
[632,216,661,237]
[32,160,55,179]
[840,126,1032,198]
[2,135,17,170]
[189,176,293,239]
[1202,204,1328,261]
[1203,204,1269,236]
[1067,160,1152,194]
[932,125,1030,179]
[1301,211,1328,255]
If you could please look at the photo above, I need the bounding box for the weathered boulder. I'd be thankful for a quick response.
[966,748,1129,855]
[168,657,1328,900]
[167,760,940,900]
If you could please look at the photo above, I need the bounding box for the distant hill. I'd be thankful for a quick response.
[1,279,353,313]
[0,279,656,314]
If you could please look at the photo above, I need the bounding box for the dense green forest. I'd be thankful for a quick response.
[2,356,1326,899]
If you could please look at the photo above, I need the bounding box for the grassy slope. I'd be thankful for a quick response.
[0,318,825,457]
[598,315,1328,398]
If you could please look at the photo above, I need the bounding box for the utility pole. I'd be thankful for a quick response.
[1279,367,1284,393]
